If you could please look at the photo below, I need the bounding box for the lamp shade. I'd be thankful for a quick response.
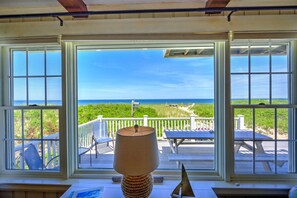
[113,126,159,176]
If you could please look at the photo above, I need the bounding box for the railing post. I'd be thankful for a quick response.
[143,115,148,126]
[237,115,244,130]
[98,115,103,121]
[190,114,196,130]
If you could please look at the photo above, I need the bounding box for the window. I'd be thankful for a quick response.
[231,42,296,175]
[76,44,216,171]
[231,42,290,105]
[1,40,296,180]
[2,48,62,171]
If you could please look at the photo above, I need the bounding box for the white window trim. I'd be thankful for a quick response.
[69,41,223,180]
[0,45,67,178]
[228,40,297,181]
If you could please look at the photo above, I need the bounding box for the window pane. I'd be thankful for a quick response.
[46,51,61,75]
[234,141,253,174]
[14,110,22,139]
[272,74,288,104]
[272,44,288,72]
[28,51,44,76]
[13,51,26,76]
[234,108,253,131]
[11,140,22,169]
[14,78,27,106]
[276,141,288,174]
[47,77,62,105]
[42,140,60,170]
[28,78,45,105]
[231,45,248,73]
[24,110,41,139]
[43,109,59,136]
[77,46,215,170]
[251,74,269,104]
[251,45,269,73]
[255,141,275,174]
[231,75,248,104]
[255,108,275,139]
[277,108,289,140]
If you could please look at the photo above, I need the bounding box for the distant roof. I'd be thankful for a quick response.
[164,44,287,58]
[164,48,214,58]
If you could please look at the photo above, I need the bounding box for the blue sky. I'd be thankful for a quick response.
[13,47,288,101]
[13,50,62,102]
[77,49,214,100]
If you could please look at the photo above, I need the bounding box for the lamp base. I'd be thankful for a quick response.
[121,174,153,198]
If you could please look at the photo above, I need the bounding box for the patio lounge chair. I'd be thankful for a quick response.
[92,121,114,158]
[21,143,59,170]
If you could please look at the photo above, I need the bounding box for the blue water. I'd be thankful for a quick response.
[79,99,214,105]
[14,99,214,106]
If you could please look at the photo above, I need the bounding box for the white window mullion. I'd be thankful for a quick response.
[269,42,272,104]
[44,48,47,106]
[252,108,255,174]
[274,108,278,174]
[21,109,25,169]
[40,109,44,170]
[289,41,297,173]
[248,43,251,105]
[26,48,29,106]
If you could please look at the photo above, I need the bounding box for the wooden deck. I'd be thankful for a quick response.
[78,140,289,173]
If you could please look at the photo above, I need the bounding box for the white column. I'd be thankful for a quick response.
[98,115,103,122]
[143,115,148,126]
[237,115,244,130]
[190,114,196,130]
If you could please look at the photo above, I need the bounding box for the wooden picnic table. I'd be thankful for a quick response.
[164,130,274,171]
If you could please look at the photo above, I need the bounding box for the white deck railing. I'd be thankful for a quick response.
[78,115,244,148]
[12,115,244,169]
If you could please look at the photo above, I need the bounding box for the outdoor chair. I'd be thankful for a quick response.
[21,143,59,170]
[78,145,94,166]
[92,121,114,158]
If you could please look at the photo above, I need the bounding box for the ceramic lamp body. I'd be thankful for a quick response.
[113,126,159,198]
[121,174,152,198]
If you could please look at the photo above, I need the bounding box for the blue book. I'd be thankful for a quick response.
[69,187,103,198]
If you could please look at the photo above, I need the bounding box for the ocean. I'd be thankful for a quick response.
[14,99,214,106]
[78,99,214,105]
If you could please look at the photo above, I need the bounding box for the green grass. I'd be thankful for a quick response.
[144,104,190,117]
[191,104,214,117]
[78,104,158,124]
[12,100,290,138]
[232,99,289,134]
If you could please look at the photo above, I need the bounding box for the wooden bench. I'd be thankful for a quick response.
[168,153,288,169]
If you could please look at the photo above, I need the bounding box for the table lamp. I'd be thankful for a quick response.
[113,125,159,198]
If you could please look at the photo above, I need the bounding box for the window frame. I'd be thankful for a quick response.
[228,40,297,181]
[0,45,66,177]
[71,41,223,179]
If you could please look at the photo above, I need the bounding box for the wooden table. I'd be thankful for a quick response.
[164,130,273,171]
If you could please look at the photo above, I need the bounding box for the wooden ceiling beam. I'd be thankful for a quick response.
[57,0,88,18]
[205,0,231,14]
